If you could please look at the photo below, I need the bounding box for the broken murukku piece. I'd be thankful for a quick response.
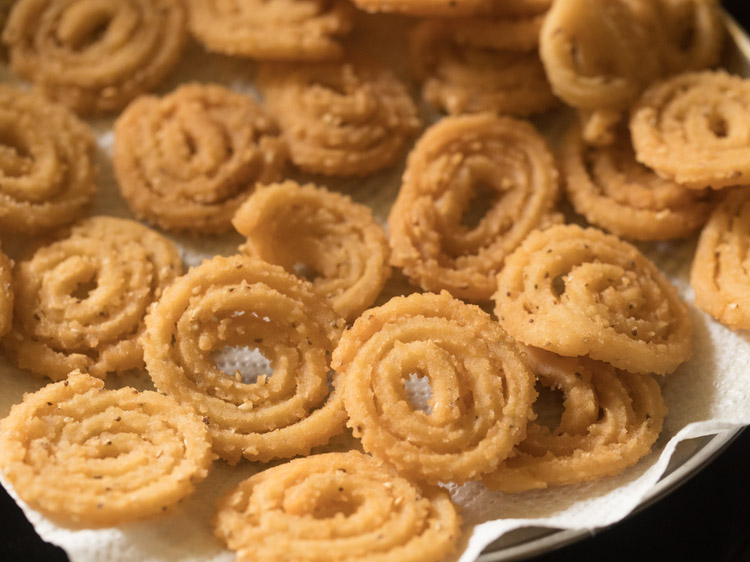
[2,216,182,381]
[142,255,346,464]
[258,59,421,177]
[232,181,390,323]
[483,347,667,493]
[331,291,536,485]
[0,85,96,234]
[0,371,213,527]
[214,451,462,562]
[114,83,287,234]
[388,113,560,301]
[0,243,12,338]
[494,224,693,375]
[2,0,187,115]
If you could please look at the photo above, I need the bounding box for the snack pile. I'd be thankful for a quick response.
[0,1,748,561]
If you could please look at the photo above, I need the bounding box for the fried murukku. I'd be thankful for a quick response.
[494,224,693,375]
[630,70,750,190]
[331,291,536,484]
[2,217,182,381]
[655,0,723,74]
[0,371,212,527]
[352,0,550,17]
[561,124,714,241]
[483,347,666,493]
[143,255,346,464]
[2,0,187,115]
[258,60,421,177]
[214,451,461,562]
[691,188,750,330]
[232,181,390,323]
[186,0,354,61]
[388,113,560,301]
[0,85,96,234]
[0,243,12,338]
[114,83,287,234]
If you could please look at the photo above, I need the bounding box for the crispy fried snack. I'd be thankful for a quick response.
[232,181,390,323]
[691,188,750,330]
[0,85,96,234]
[258,60,421,177]
[2,217,182,381]
[0,243,12,338]
[388,114,560,301]
[630,71,750,190]
[655,0,723,74]
[484,347,665,492]
[186,0,354,60]
[143,255,346,464]
[331,292,536,484]
[561,124,714,241]
[214,451,461,562]
[114,83,287,234]
[352,0,550,17]
[0,371,212,527]
[2,0,187,115]
[494,224,693,375]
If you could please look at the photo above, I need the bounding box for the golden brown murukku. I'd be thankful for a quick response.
[0,243,12,338]
[331,292,536,484]
[2,217,182,381]
[214,451,461,562]
[494,224,693,375]
[143,255,346,464]
[186,0,354,61]
[483,347,666,493]
[352,0,550,17]
[0,371,212,527]
[655,0,723,74]
[114,83,287,234]
[691,188,750,330]
[388,113,560,301]
[630,70,750,190]
[561,124,714,241]
[0,85,96,234]
[232,181,390,323]
[2,0,187,115]
[258,60,421,177]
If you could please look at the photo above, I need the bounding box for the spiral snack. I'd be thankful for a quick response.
[389,114,560,301]
[2,217,182,381]
[186,0,354,61]
[114,84,287,234]
[655,0,723,74]
[0,371,212,527]
[561,124,714,241]
[630,71,750,190]
[0,243,12,338]
[258,60,421,177]
[352,0,550,17]
[2,0,187,115]
[691,189,750,330]
[143,255,346,464]
[332,292,536,484]
[494,224,692,375]
[214,451,461,562]
[0,86,96,234]
[232,181,390,323]
[483,347,666,493]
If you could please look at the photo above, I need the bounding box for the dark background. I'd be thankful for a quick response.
[3,2,750,561]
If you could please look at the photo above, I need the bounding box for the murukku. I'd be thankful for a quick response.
[258,60,421,177]
[630,70,750,190]
[186,0,354,61]
[388,113,560,301]
[352,0,550,17]
[214,451,461,562]
[494,224,693,375]
[655,0,723,74]
[0,243,12,338]
[2,0,187,115]
[331,291,536,484]
[0,85,96,234]
[483,347,666,493]
[114,83,287,234]
[232,181,391,323]
[0,371,212,527]
[561,124,714,241]
[691,188,750,330]
[2,217,182,381]
[142,255,346,464]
